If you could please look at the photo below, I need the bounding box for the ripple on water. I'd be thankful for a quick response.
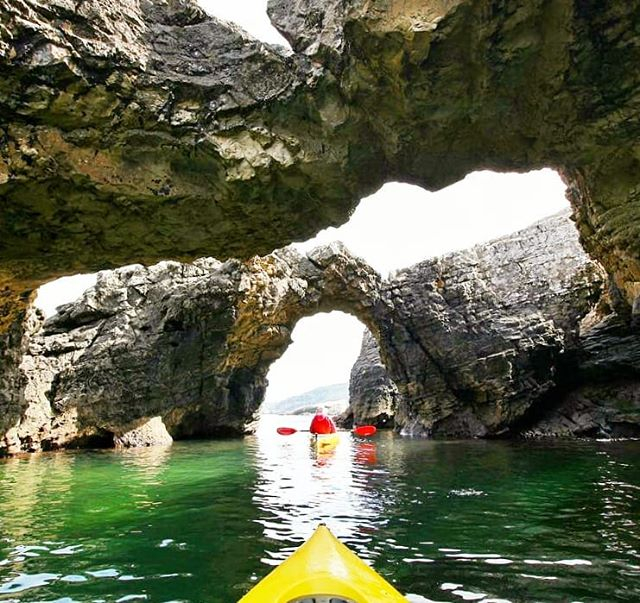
[1,421,640,602]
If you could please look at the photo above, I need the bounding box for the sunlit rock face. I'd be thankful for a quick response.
[350,213,610,437]
[1,0,640,326]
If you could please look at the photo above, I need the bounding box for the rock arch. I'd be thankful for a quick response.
[1,0,640,450]
[2,211,618,453]
[1,243,387,452]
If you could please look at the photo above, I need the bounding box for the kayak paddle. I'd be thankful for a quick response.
[277,425,377,437]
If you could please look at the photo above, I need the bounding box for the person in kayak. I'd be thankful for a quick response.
[309,406,337,434]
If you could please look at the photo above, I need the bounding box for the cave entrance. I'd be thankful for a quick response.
[260,311,365,417]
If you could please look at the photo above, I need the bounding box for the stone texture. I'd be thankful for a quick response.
[0,303,37,450]
[341,330,399,428]
[372,212,605,437]
[5,211,630,452]
[521,383,640,439]
[1,243,382,452]
[113,417,173,448]
[347,212,640,438]
[519,313,640,437]
[1,0,640,329]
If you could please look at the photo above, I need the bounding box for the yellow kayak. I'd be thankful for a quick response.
[238,524,408,602]
[311,432,340,454]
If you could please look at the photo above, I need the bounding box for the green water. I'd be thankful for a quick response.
[0,415,639,603]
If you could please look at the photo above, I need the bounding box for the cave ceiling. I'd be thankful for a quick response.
[0,0,639,319]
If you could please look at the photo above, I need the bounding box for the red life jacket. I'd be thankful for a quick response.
[309,414,337,434]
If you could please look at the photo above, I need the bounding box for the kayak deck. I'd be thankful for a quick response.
[290,598,355,602]
[311,432,340,453]
[238,524,407,602]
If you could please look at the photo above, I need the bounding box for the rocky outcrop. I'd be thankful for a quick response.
[1,244,382,453]
[1,0,640,328]
[5,211,629,452]
[113,417,173,448]
[519,314,640,437]
[346,212,609,437]
[342,330,399,428]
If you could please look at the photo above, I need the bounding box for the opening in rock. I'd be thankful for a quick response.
[261,312,365,416]
[34,273,97,318]
[198,0,290,47]
[293,168,569,276]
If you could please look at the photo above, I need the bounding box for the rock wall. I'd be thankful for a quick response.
[1,0,640,326]
[520,314,640,437]
[351,212,610,437]
[1,244,382,453]
[342,330,400,428]
[4,211,631,453]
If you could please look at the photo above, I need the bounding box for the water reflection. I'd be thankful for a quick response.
[594,446,640,573]
[248,415,399,560]
[1,424,639,602]
[0,453,75,541]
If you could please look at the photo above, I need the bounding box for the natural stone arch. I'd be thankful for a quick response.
[0,211,626,453]
[1,243,387,452]
[168,243,387,437]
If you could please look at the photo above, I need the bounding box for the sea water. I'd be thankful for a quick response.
[0,414,639,602]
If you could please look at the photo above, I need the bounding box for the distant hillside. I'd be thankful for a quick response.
[263,382,349,415]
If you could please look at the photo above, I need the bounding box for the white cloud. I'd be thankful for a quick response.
[293,169,569,276]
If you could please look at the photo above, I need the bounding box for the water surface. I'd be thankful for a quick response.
[1,415,639,602]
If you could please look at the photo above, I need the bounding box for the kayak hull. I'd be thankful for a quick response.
[311,432,340,453]
[238,524,407,602]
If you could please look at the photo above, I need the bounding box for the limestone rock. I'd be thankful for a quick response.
[2,212,638,452]
[354,212,607,437]
[342,330,399,428]
[114,417,173,448]
[520,313,640,437]
[521,383,640,439]
[2,244,382,452]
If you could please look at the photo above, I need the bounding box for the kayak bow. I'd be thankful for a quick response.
[238,524,408,602]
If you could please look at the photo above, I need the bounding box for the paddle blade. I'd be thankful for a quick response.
[277,427,298,435]
[353,425,377,437]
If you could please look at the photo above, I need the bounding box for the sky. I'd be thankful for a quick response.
[197,0,290,46]
[34,1,571,406]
